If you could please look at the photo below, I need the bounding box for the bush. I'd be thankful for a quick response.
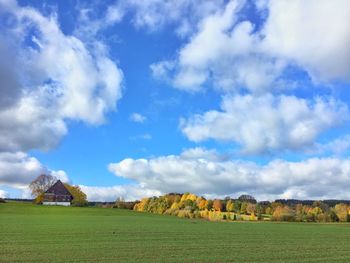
[33,193,44,205]
[0,198,6,203]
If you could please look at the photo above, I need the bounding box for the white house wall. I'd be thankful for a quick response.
[43,202,71,206]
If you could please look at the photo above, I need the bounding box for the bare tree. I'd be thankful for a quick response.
[29,174,57,198]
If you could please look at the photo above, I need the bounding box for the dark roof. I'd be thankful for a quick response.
[45,180,72,196]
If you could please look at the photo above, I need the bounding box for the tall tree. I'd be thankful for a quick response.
[238,194,257,204]
[29,174,57,203]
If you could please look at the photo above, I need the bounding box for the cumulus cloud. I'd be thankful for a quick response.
[0,0,123,152]
[129,113,147,123]
[79,184,161,202]
[150,0,284,93]
[108,148,350,200]
[151,0,350,92]
[0,152,69,190]
[262,0,350,83]
[181,95,348,154]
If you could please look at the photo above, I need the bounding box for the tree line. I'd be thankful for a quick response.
[128,193,350,222]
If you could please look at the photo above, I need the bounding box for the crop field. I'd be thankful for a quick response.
[1,202,350,262]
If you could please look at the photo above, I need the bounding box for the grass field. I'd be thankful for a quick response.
[1,202,350,262]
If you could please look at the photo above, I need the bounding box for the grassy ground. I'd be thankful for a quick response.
[1,202,350,262]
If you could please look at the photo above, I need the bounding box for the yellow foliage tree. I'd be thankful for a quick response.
[335,204,349,222]
[180,193,189,202]
[226,200,234,212]
[64,184,87,206]
[170,201,180,210]
[134,198,149,211]
[187,194,197,201]
[198,199,208,211]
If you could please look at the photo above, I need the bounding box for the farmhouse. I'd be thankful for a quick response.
[43,180,73,206]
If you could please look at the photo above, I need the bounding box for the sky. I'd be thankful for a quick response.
[1,0,350,201]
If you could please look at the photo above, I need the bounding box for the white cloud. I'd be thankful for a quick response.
[181,95,348,154]
[151,1,285,93]
[262,0,350,83]
[180,147,228,162]
[129,133,152,141]
[152,0,350,92]
[79,184,161,202]
[51,170,70,184]
[108,148,350,200]
[129,113,147,123]
[0,152,69,190]
[0,189,7,198]
[317,135,350,156]
[106,4,125,24]
[0,0,123,152]
[119,0,225,36]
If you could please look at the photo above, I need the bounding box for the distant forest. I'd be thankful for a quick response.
[114,193,350,223]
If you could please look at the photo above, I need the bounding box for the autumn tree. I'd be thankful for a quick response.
[295,204,305,221]
[255,203,262,219]
[246,203,257,215]
[265,207,272,215]
[240,202,248,214]
[272,206,295,221]
[64,184,88,206]
[213,199,223,211]
[29,174,57,204]
[207,199,213,210]
[166,194,181,207]
[134,198,150,211]
[226,200,235,212]
[234,200,242,213]
[334,204,349,222]
[312,201,329,212]
[198,199,208,210]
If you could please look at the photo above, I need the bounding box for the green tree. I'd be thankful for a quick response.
[329,209,339,222]
[234,200,242,213]
[256,203,262,220]
[238,194,257,204]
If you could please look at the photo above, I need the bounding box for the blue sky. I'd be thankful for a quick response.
[1,0,350,201]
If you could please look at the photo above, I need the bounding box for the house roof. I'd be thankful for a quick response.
[45,180,72,196]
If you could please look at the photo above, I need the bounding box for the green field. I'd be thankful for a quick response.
[1,202,350,262]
